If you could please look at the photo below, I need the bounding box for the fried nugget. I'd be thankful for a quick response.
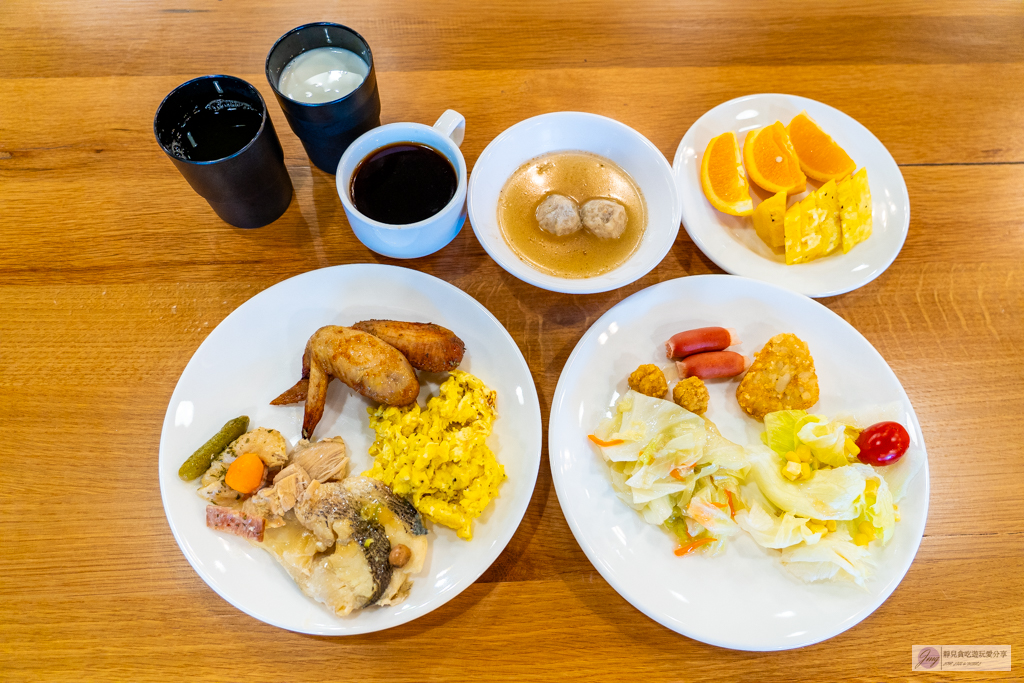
[627,364,668,399]
[672,377,709,415]
[736,333,819,421]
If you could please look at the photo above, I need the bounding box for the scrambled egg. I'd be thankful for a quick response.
[364,370,505,540]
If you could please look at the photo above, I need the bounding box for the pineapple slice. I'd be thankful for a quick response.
[784,196,822,264]
[815,179,841,256]
[752,190,787,249]
[838,169,872,253]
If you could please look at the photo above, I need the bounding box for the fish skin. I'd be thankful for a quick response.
[349,516,393,605]
[293,480,394,605]
[352,320,465,373]
[342,477,428,536]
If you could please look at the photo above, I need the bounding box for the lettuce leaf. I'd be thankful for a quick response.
[850,464,897,544]
[796,419,850,468]
[734,500,822,549]
[745,444,866,520]
[686,485,739,538]
[780,528,876,586]
[763,410,807,455]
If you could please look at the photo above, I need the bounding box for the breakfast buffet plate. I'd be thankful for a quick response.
[673,94,910,298]
[548,274,928,650]
[159,264,542,634]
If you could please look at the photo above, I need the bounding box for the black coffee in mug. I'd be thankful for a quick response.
[350,143,457,225]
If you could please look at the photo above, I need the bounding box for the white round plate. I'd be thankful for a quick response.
[549,274,928,650]
[673,94,910,298]
[469,111,681,294]
[158,264,542,635]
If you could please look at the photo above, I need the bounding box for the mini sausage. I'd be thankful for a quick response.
[665,327,740,359]
[676,351,749,379]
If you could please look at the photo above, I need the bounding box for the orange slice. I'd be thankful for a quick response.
[742,122,806,195]
[700,132,753,216]
[787,111,856,182]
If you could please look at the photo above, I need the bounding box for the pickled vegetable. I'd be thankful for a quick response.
[178,416,249,481]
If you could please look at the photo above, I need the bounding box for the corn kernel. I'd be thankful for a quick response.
[853,533,871,546]
[796,445,812,462]
[800,462,812,479]
[894,504,901,522]
[785,451,800,463]
[859,521,875,537]
[808,522,826,534]
[865,478,878,494]
[825,520,837,531]
[845,437,860,457]
[783,461,801,479]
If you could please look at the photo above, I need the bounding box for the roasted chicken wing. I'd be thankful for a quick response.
[352,319,465,373]
[272,326,420,438]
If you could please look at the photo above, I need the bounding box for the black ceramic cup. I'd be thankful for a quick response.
[266,23,382,174]
[154,75,293,229]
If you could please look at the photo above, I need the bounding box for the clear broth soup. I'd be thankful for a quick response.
[497,151,647,278]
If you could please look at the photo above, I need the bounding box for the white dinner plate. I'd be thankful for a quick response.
[673,94,910,298]
[158,264,542,635]
[549,274,928,650]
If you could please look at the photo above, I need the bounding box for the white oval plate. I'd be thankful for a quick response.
[158,264,542,634]
[469,111,681,294]
[549,274,928,650]
[673,94,910,298]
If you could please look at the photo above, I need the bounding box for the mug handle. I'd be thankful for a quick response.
[433,110,466,148]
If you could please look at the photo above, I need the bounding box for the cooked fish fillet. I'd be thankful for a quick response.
[292,480,394,606]
[238,474,429,616]
[352,320,465,373]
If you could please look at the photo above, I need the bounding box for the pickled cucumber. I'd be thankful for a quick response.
[178,416,249,481]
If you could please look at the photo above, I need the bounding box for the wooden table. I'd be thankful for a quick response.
[3,1,1022,680]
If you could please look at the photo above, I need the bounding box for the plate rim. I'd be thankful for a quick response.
[672,93,911,298]
[548,273,930,650]
[157,263,543,635]
[468,110,682,294]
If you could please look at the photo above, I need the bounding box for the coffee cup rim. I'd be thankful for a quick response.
[336,121,468,232]
[153,74,269,166]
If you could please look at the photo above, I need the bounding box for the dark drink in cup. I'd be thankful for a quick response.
[154,75,293,229]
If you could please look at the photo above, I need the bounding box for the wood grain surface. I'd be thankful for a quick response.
[2,1,1022,681]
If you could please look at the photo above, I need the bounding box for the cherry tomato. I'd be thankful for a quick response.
[855,421,910,466]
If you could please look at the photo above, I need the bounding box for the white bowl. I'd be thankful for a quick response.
[468,112,681,294]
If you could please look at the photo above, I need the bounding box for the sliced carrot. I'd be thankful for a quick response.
[711,501,729,510]
[725,490,737,519]
[670,467,687,481]
[674,537,716,556]
[588,435,624,447]
[225,452,265,494]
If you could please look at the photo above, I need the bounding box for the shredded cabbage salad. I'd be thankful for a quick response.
[591,391,922,585]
